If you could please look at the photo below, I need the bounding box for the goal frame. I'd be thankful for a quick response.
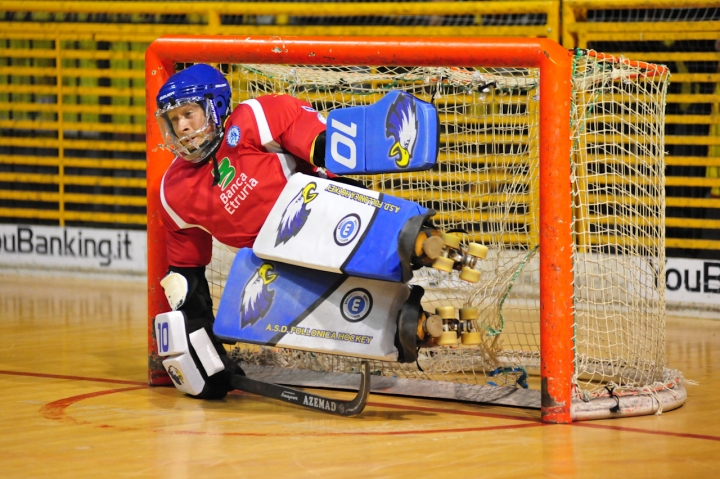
[145,35,575,423]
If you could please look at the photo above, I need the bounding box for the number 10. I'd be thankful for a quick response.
[157,322,169,353]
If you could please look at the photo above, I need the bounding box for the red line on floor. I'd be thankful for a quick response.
[39,386,149,423]
[15,369,720,442]
[37,383,545,436]
[0,369,146,386]
[6,369,536,422]
[365,400,540,422]
[573,422,720,441]
[151,422,545,437]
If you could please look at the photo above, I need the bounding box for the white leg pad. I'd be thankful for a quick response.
[154,311,189,357]
[162,353,206,396]
[160,272,188,311]
[189,328,225,377]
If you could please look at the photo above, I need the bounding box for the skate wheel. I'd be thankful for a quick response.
[461,332,482,345]
[467,243,489,259]
[441,233,461,249]
[422,235,444,260]
[423,314,444,338]
[459,307,479,321]
[438,331,458,346]
[460,267,481,283]
[435,306,456,319]
[432,256,454,273]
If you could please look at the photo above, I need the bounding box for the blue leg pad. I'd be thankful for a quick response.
[325,90,438,175]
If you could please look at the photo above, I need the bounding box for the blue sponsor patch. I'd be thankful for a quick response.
[301,105,316,112]
[341,288,373,322]
[334,214,360,246]
[226,125,241,147]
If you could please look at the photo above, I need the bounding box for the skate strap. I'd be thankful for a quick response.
[395,285,424,363]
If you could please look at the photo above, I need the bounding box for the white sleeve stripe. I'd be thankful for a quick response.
[160,167,211,234]
[276,153,297,179]
[242,99,279,151]
[160,169,185,229]
[242,99,297,179]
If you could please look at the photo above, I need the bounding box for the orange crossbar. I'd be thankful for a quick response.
[145,36,575,423]
[586,49,670,76]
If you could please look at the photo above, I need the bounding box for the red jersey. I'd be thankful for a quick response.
[160,94,327,267]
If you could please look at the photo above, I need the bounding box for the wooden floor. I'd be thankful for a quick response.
[1,274,719,478]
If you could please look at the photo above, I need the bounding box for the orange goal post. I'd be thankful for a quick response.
[145,35,685,423]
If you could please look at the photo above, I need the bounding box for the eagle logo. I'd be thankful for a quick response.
[167,365,184,385]
[386,93,419,168]
[240,263,278,328]
[275,182,318,246]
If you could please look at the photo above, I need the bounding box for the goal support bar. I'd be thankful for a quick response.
[145,35,575,423]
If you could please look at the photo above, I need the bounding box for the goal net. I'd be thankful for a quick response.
[146,37,685,422]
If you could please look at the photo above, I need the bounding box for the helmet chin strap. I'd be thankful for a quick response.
[206,132,223,186]
[211,112,230,186]
[211,153,220,186]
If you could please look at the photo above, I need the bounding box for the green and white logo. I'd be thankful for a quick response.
[216,157,236,190]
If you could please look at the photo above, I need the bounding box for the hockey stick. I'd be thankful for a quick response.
[230,361,370,417]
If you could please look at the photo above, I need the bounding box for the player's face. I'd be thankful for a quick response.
[167,102,208,142]
[156,99,221,163]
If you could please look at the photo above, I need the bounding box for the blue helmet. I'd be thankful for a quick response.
[155,64,232,163]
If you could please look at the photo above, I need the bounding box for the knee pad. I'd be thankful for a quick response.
[160,272,188,311]
[154,311,226,397]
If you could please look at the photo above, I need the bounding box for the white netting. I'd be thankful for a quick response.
[205,50,676,401]
[570,51,670,398]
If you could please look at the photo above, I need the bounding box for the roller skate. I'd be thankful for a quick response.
[415,310,444,347]
[412,228,488,283]
[433,306,483,347]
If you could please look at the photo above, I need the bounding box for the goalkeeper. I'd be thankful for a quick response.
[153,64,369,400]
[153,64,438,399]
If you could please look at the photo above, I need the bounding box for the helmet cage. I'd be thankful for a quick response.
[155,97,223,163]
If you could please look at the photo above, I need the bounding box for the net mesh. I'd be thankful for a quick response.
[204,50,676,401]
